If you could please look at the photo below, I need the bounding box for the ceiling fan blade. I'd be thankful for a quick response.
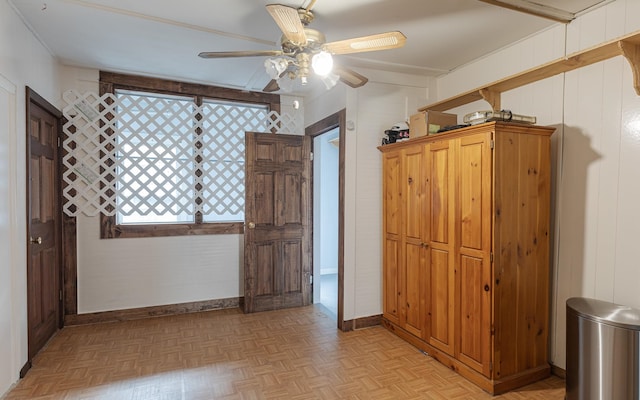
[333,65,368,89]
[266,4,307,45]
[263,79,280,93]
[324,31,406,55]
[199,50,284,58]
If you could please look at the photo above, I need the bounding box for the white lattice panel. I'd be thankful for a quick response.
[62,90,299,218]
[115,92,198,219]
[61,90,118,216]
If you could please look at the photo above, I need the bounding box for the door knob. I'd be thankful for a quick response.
[247,222,256,229]
[30,236,42,244]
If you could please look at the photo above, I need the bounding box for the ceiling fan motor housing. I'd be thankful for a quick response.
[281,28,325,55]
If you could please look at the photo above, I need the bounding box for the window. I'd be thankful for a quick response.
[114,91,269,226]
[115,90,197,225]
[199,99,269,223]
[99,72,280,238]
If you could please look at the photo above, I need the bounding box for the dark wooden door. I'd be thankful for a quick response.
[244,132,311,313]
[26,88,62,361]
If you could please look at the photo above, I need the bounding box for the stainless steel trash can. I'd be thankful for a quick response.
[566,297,640,400]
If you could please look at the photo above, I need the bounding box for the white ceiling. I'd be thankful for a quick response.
[10,0,610,94]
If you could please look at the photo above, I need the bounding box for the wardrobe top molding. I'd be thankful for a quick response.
[419,29,640,113]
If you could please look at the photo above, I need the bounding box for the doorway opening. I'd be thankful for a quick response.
[306,109,345,329]
[312,128,339,318]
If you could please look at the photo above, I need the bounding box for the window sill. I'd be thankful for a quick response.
[100,217,244,239]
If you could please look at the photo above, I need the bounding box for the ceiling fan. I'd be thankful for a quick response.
[198,1,407,92]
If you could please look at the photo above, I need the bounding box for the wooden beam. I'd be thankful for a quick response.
[619,40,640,95]
[478,0,574,23]
[479,89,501,111]
[418,30,640,113]
[418,89,484,112]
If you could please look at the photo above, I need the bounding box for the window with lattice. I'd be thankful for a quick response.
[114,89,269,226]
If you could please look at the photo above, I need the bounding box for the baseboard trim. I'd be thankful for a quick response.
[341,319,353,331]
[551,364,566,379]
[64,297,242,326]
[19,360,32,378]
[342,314,382,331]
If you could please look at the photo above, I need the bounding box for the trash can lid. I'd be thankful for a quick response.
[567,297,640,330]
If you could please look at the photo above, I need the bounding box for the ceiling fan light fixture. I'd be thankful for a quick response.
[320,72,339,90]
[264,58,288,79]
[311,51,333,76]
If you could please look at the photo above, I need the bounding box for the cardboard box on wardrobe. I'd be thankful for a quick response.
[409,110,457,138]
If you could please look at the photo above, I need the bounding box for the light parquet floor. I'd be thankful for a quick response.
[3,305,565,400]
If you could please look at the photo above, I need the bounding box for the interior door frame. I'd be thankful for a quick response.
[305,109,346,331]
[24,87,63,374]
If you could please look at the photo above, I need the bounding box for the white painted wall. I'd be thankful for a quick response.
[438,0,640,369]
[304,83,347,126]
[0,68,18,399]
[0,1,61,395]
[76,215,245,312]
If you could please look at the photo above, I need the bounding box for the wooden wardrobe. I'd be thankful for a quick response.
[379,121,555,394]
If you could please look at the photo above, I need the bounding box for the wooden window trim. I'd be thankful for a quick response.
[99,71,280,239]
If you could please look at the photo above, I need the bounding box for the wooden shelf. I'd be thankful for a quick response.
[419,30,640,112]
